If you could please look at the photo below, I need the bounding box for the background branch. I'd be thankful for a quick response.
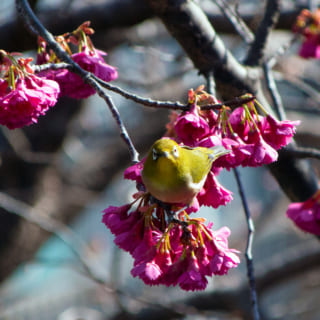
[144,0,319,204]
[245,0,281,66]
[213,0,254,44]
[111,240,320,319]
[1,1,303,53]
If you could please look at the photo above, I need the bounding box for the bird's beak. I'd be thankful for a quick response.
[162,151,170,158]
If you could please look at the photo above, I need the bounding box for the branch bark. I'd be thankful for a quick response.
[144,0,319,203]
[1,0,301,52]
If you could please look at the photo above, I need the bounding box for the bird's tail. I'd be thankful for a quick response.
[209,145,230,161]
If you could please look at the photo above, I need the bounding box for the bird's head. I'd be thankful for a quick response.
[151,138,180,162]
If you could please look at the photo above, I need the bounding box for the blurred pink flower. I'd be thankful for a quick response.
[299,35,320,59]
[286,190,320,235]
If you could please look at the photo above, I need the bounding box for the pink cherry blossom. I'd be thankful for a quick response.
[131,258,163,285]
[113,213,145,254]
[132,246,173,286]
[260,115,300,150]
[299,35,320,59]
[197,171,233,208]
[132,227,161,265]
[204,226,240,275]
[286,191,320,235]
[102,197,240,291]
[123,158,145,184]
[38,47,118,99]
[228,106,251,140]
[174,102,210,146]
[209,251,241,275]
[177,254,208,291]
[243,132,278,167]
[102,204,132,235]
[0,75,59,129]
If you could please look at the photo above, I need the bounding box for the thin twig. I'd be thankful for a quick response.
[33,62,71,72]
[0,191,188,317]
[233,168,260,320]
[200,95,255,110]
[245,0,281,66]
[15,0,139,163]
[266,34,300,68]
[280,72,320,106]
[263,62,286,120]
[213,0,254,44]
[0,191,108,287]
[34,62,188,111]
[92,75,187,110]
[85,76,140,162]
[1,127,55,164]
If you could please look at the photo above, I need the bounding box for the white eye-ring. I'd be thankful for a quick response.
[172,146,179,158]
[152,148,158,161]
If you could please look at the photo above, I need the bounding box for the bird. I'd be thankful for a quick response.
[141,138,229,205]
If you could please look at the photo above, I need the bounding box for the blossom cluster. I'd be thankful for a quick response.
[0,53,60,129]
[293,9,320,59]
[102,87,300,291]
[164,88,299,209]
[286,190,320,236]
[103,192,240,291]
[37,22,117,99]
[0,22,117,129]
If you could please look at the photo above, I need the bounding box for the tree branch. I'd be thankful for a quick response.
[144,0,257,98]
[282,146,320,160]
[213,0,254,44]
[245,0,281,66]
[15,0,139,163]
[1,1,303,53]
[0,191,105,284]
[263,62,286,120]
[145,0,319,203]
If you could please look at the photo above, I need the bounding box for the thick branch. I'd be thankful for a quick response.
[268,146,319,202]
[1,0,302,53]
[145,0,257,98]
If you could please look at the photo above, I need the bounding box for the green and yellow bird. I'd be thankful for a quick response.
[141,138,229,205]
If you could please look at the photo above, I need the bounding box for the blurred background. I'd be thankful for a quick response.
[0,0,319,319]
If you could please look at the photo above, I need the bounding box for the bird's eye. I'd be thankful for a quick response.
[152,148,158,161]
[172,146,179,158]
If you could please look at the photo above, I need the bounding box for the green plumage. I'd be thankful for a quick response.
[141,138,229,205]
